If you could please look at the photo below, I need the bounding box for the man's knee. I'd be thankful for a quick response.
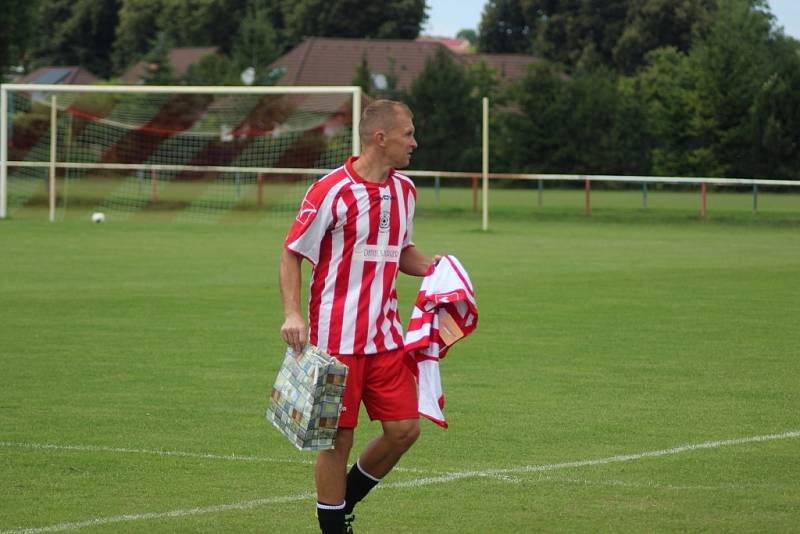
[318,428,354,463]
[333,428,354,455]
[383,419,420,451]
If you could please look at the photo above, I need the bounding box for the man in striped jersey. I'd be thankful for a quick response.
[280,100,436,534]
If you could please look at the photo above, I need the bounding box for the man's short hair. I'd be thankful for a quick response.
[359,99,412,146]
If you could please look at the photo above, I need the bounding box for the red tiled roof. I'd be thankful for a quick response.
[268,38,444,90]
[417,36,472,54]
[120,47,219,84]
[266,37,541,90]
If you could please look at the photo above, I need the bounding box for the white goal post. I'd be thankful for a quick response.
[0,84,362,221]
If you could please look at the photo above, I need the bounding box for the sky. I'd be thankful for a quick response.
[423,0,800,40]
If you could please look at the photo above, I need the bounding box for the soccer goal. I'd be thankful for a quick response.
[0,84,362,221]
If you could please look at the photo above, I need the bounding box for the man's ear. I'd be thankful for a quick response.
[374,129,387,147]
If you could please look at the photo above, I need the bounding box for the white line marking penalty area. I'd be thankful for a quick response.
[1,430,798,534]
[394,429,800,485]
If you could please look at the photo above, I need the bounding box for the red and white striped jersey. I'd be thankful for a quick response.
[285,156,417,355]
[404,255,478,428]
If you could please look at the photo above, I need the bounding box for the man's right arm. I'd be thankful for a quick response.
[279,248,307,353]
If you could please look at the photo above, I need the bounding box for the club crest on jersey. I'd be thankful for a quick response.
[296,199,317,225]
[379,210,390,232]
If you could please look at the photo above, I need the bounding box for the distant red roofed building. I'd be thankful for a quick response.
[416,36,472,54]
[265,37,540,90]
[120,47,219,84]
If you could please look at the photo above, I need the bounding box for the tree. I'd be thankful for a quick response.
[112,0,260,74]
[381,58,401,99]
[689,0,775,177]
[0,0,38,79]
[636,47,699,176]
[495,59,650,175]
[352,54,401,99]
[478,0,719,74]
[466,60,501,100]
[352,54,373,95]
[405,48,481,171]
[630,0,800,179]
[456,29,478,48]
[612,0,716,75]
[160,0,257,53]
[141,31,175,85]
[477,0,531,54]
[230,0,281,82]
[30,0,122,78]
[494,62,571,173]
[281,0,427,46]
[523,0,631,70]
[184,53,238,85]
[607,75,652,175]
[111,0,162,73]
[748,34,800,179]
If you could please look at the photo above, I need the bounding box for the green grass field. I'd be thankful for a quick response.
[1,194,799,533]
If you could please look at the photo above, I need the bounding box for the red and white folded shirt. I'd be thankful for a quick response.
[404,255,478,427]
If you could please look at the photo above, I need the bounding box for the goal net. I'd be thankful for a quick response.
[0,84,361,222]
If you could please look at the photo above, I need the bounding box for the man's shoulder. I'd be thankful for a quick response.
[306,166,353,201]
[390,170,416,191]
[316,165,352,188]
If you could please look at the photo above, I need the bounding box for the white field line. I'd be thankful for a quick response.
[1,430,798,534]
[531,476,783,492]
[380,430,800,490]
[0,441,433,474]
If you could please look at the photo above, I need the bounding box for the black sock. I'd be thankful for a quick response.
[343,462,381,514]
[317,501,345,534]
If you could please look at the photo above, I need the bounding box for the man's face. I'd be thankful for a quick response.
[383,109,417,169]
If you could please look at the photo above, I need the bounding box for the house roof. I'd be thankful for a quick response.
[268,38,444,90]
[266,37,541,90]
[416,36,472,54]
[119,47,219,84]
[18,66,99,85]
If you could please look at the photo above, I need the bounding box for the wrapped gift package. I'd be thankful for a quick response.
[266,345,348,450]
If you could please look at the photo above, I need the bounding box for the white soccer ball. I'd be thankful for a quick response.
[91,212,106,223]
